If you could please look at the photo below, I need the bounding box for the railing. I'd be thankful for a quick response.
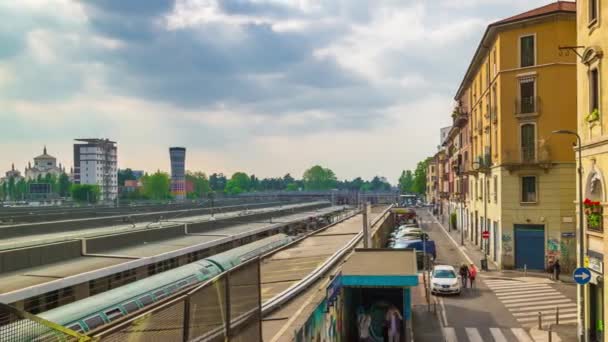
[515,96,540,115]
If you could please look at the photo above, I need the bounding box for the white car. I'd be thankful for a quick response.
[431,265,461,295]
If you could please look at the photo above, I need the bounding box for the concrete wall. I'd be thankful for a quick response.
[0,241,81,274]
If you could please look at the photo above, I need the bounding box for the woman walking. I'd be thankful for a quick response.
[468,263,478,288]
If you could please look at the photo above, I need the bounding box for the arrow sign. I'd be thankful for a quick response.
[573,267,592,285]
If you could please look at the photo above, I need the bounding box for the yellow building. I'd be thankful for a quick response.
[454,2,577,271]
[577,0,607,339]
[426,157,437,206]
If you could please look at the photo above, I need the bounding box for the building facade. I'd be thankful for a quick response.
[24,146,66,181]
[169,147,186,201]
[73,139,118,202]
[426,159,438,207]
[577,0,608,340]
[453,2,578,271]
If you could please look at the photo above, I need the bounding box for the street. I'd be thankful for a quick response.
[413,209,578,342]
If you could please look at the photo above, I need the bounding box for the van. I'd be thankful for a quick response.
[392,239,436,260]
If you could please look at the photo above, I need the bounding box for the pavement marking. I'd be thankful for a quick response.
[505,299,573,308]
[490,327,508,342]
[465,327,483,342]
[512,307,577,317]
[494,288,556,296]
[516,312,577,322]
[496,290,562,298]
[501,295,568,304]
[511,328,534,342]
[509,303,577,312]
[488,284,553,291]
[439,297,448,326]
[442,327,457,342]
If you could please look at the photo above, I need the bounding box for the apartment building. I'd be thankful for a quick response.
[454,2,577,271]
[73,138,118,202]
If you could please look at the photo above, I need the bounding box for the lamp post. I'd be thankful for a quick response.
[552,129,585,342]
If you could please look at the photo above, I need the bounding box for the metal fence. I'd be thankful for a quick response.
[91,257,262,342]
[0,302,91,342]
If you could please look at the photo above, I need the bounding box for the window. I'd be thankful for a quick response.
[104,308,123,322]
[520,35,535,67]
[493,176,498,203]
[67,323,84,333]
[138,295,153,307]
[122,301,140,314]
[521,176,537,203]
[590,0,599,24]
[521,124,536,162]
[519,77,536,114]
[84,315,105,330]
[590,68,600,113]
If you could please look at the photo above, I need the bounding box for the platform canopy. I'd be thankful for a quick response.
[340,249,419,287]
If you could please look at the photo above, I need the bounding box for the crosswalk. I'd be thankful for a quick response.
[442,327,534,342]
[483,278,578,328]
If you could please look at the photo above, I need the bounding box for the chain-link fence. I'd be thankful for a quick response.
[92,257,261,342]
[0,302,92,342]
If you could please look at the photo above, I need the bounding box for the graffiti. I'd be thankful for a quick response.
[502,233,513,256]
[297,298,341,342]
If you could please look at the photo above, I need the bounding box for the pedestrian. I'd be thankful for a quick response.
[554,259,561,281]
[385,306,403,342]
[468,263,478,288]
[459,264,469,288]
[357,307,371,342]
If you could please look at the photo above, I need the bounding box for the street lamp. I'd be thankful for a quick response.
[552,129,585,342]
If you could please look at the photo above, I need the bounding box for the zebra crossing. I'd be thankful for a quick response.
[442,326,534,342]
[483,278,578,329]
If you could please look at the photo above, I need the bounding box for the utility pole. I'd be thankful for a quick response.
[362,202,370,248]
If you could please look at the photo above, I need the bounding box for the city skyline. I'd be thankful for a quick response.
[0,0,561,183]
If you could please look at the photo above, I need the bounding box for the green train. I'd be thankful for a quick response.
[5,234,291,338]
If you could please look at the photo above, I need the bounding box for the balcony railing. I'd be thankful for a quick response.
[515,96,540,115]
[521,146,536,163]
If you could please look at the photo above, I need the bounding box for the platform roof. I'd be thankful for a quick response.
[341,249,418,287]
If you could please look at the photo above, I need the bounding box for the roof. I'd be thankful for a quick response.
[433,265,456,271]
[454,1,576,99]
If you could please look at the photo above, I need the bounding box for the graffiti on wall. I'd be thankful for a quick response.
[501,233,513,257]
[296,298,342,342]
[547,238,561,258]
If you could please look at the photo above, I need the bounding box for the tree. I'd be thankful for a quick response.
[141,171,171,200]
[225,172,251,195]
[399,170,414,193]
[412,159,430,194]
[286,183,299,191]
[186,171,210,198]
[118,168,138,186]
[58,173,71,197]
[249,174,260,191]
[71,184,101,203]
[302,165,337,190]
[209,173,227,192]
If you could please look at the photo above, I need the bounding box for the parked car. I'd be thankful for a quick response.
[391,239,436,260]
[431,265,461,295]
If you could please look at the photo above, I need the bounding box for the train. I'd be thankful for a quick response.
[3,234,292,338]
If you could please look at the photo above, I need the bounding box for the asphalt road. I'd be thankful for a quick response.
[413,209,573,342]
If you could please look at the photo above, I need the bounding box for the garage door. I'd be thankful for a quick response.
[514,225,545,270]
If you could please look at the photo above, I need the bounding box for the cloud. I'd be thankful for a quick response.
[0,0,562,182]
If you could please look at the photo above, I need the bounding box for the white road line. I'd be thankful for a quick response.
[426,211,474,265]
[439,297,448,326]
[517,313,578,322]
[505,299,572,308]
[496,291,563,300]
[490,328,508,342]
[513,307,578,317]
[509,303,577,312]
[511,328,534,342]
[494,288,557,296]
[488,284,552,291]
[502,295,568,304]
[443,327,458,342]
[465,327,483,342]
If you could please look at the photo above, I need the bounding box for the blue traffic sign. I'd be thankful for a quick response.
[573,267,592,285]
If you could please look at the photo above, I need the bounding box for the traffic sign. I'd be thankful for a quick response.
[573,267,592,285]
[482,231,490,239]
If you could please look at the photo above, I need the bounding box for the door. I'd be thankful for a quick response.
[493,221,499,262]
[514,225,545,270]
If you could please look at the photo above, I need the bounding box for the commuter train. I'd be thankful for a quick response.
[4,234,291,338]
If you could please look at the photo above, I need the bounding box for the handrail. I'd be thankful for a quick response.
[261,205,393,315]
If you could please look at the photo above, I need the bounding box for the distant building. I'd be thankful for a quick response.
[439,126,452,146]
[131,170,144,179]
[186,180,194,194]
[1,164,23,183]
[73,138,118,202]
[123,180,142,193]
[169,147,186,200]
[25,146,66,180]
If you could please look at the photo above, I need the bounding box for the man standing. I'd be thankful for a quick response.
[553,259,561,281]
[385,306,403,342]
[357,307,371,342]
[459,264,469,289]
[468,263,478,288]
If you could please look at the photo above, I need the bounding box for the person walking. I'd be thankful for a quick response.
[385,306,403,342]
[468,263,478,289]
[553,259,561,281]
[459,264,469,289]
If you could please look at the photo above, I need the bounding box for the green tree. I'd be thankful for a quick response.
[71,184,101,203]
[302,165,337,190]
[225,172,251,195]
[370,176,391,191]
[209,173,227,192]
[58,173,71,197]
[399,170,414,193]
[286,183,299,191]
[186,171,211,198]
[118,168,138,186]
[141,171,171,200]
[412,159,430,194]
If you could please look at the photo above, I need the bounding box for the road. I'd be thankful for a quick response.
[413,209,576,342]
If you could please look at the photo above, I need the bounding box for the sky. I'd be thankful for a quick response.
[0,0,563,183]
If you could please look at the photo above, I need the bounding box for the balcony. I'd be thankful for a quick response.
[452,107,469,128]
[503,146,553,172]
[515,96,540,117]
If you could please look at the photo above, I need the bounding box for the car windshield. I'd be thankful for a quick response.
[434,270,456,278]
